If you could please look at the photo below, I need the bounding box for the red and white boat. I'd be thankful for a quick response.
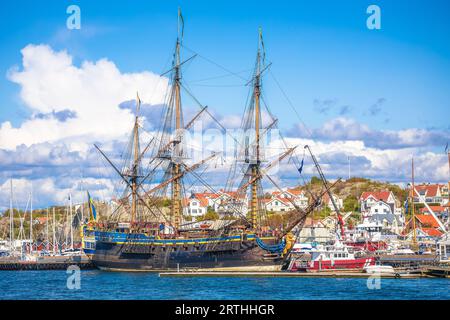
[288,241,375,271]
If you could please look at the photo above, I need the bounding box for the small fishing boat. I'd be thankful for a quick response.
[287,241,375,271]
[363,265,395,274]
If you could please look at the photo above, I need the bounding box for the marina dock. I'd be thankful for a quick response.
[422,266,450,278]
[0,255,94,271]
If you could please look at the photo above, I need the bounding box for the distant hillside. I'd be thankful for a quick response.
[299,176,408,211]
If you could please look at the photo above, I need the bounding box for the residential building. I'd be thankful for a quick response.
[404,214,444,238]
[359,191,397,214]
[265,196,293,212]
[413,184,444,205]
[182,193,209,218]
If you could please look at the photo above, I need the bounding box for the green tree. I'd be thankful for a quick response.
[343,195,359,212]
[310,176,321,185]
[197,211,219,221]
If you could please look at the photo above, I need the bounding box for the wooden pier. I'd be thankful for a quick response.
[0,256,94,271]
[422,266,450,278]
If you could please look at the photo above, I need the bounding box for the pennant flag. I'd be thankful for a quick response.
[136,92,141,115]
[259,27,266,64]
[445,142,449,153]
[87,191,97,222]
[297,158,304,174]
[178,7,184,41]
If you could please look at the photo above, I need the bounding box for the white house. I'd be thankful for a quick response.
[360,191,397,214]
[265,196,293,212]
[362,200,404,234]
[183,194,209,218]
[272,188,309,209]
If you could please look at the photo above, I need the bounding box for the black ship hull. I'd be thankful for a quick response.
[91,238,283,271]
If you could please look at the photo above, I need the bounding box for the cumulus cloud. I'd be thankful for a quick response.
[1,44,169,150]
[0,44,448,210]
[289,117,450,150]
[0,44,170,209]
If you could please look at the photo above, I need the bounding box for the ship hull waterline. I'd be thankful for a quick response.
[90,237,285,272]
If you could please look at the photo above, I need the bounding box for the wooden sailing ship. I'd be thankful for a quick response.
[81,10,328,271]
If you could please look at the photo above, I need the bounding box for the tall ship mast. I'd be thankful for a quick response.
[82,10,327,271]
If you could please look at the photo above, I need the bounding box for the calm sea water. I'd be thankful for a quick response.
[0,270,449,300]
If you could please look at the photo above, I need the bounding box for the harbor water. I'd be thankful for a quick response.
[0,270,449,300]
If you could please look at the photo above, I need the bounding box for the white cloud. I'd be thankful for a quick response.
[1,44,169,150]
[290,117,450,149]
[1,44,448,210]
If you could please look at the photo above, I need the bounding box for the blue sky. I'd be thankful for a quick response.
[0,0,449,208]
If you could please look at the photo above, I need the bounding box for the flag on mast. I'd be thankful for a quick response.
[87,191,97,222]
[259,26,266,64]
[178,7,184,41]
[136,91,141,115]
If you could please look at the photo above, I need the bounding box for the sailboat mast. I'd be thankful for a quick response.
[30,187,33,253]
[69,193,73,250]
[250,28,263,230]
[131,94,140,227]
[171,9,183,231]
[9,179,13,252]
[53,207,56,255]
[46,207,49,251]
[448,151,450,211]
[411,157,417,246]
